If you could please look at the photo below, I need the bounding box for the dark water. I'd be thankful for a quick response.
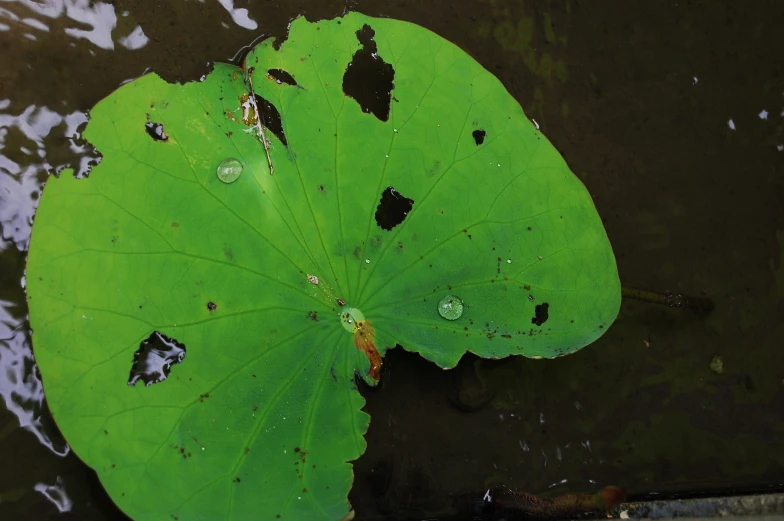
[1,1,783,519]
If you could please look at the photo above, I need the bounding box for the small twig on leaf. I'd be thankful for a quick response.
[245,69,274,176]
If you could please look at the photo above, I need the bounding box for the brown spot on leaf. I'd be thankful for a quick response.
[353,319,381,381]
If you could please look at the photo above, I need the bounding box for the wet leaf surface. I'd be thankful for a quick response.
[25,13,619,521]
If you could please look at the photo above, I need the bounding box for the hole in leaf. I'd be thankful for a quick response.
[375,186,414,231]
[128,331,186,387]
[267,69,298,86]
[144,122,168,142]
[472,129,486,145]
[253,94,288,146]
[531,302,550,326]
[342,24,395,122]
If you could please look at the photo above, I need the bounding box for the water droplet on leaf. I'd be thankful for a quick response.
[339,306,366,332]
[438,294,464,320]
[217,158,243,183]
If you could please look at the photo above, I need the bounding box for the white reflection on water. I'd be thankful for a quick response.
[34,475,73,512]
[118,24,148,50]
[0,102,95,249]
[0,0,154,50]
[0,302,69,456]
[0,99,99,458]
[217,0,258,30]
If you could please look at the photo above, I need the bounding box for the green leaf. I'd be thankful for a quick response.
[26,12,620,521]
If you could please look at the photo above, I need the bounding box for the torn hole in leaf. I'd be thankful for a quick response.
[253,94,288,146]
[532,302,549,326]
[267,69,298,86]
[144,122,168,142]
[342,24,395,122]
[128,331,186,387]
[375,186,414,231]
[472,129,486,145]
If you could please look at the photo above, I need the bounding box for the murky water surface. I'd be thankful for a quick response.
[1,1,783,519]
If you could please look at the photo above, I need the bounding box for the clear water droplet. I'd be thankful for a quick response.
[339,306,365,332]
[217,158,243,183]
[438,294,464,320]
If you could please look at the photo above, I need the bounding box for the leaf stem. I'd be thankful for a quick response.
[621,285,715,313]
[245,69,274,176]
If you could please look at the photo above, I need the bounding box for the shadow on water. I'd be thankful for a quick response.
[1,0,784,519]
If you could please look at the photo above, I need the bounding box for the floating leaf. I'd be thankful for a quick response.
[26,13,620,521]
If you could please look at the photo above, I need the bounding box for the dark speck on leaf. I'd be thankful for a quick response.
[207,301,217,311]
[472,129,486,145]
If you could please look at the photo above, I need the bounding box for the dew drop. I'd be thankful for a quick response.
[437,294,464,320]
[339,307,366,332]
[217,158,243,183]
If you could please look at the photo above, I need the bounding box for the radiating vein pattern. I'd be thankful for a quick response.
[25,12,619,521]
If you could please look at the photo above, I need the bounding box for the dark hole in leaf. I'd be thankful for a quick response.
[253,94,288,146]
[342,24,395,122]
[267,69,298,86]
[531,302,549,326]
[472,129,486,145]
[128,331,186,387]
[144,122,168,142]
[375,186,414,231]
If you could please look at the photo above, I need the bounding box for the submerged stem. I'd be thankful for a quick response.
[621,285,715,313]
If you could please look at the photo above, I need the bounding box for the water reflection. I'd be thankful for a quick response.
[0,91,99,463]
[0,102,97,248]
[217,0,258,30]
[0,302,69,456]
[34,475,73,513]
[0,0,151,50]
[117,23,148,50]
